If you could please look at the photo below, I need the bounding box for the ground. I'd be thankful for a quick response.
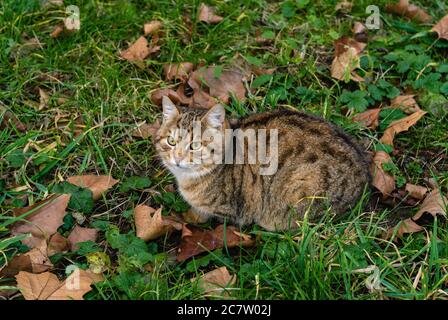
[0,0,447,300]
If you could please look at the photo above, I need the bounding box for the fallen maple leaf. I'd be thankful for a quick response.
[331,37,366,82]
[132,120,160,140]
[134,205,183,241]
[66,175,119,200]
[177,224,255,261]
[385,218,424,240]
[188,67,246,108]
[380,110,426,147]
[431,14,448,40]
[352,108,381,129]
[15,269,103,300]
[120,36,158,63]
[24,240,53,273]
[11,194,71,248]
[413,189,447,220]
[198,3,223,24]
[386,0,432,23]
[191,266,236,297]
[143,20,162,35]
[67,226,98,251]
[405,183,428,200]
[389,95,421,114]
[370,151,396,197]
[163,62,194,82]
[47,232,69,256]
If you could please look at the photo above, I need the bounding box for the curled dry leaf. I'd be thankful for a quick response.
[385,218,424,240]
[191,266,236,297]
[47,232,69,256]
[352,22,368,43]
[163,62,194,82]
[431,14,448,40]
[188,67,246,108]
[335,0,353,13]
[370,151,396,197]
[150,87,192,106]
[11,194,71,248]
[389,95,421,114]
[413,189,447,220]
[15,269,103,300]
[120,36,158,63]
[0,104,27,132]
[38,88,50,111]
[331,37,366,82]
[405,183,428,200]
[134,205,183,241]
[66,175,119,200]
[198,3,223,24]
[177,224,255,261]
[386,0,432,23]
[143,20,162,35]
[132,120,160,140]
[67,226,98,251]
[380,110,426,147]
[352,108,381,129]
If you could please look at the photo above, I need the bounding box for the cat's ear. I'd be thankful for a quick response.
[203,104,225,129]
[162,96,179,121]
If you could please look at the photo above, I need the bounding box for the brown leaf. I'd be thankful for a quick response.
[50,25,64,38]
[335,0,352,12]
[11,194,71,248]
[389,95,421,114]
[431,14,448,40]
[385,218,424,240]
[0,103,27,132]
[132,120,160,140]
[352,108,381,129]
[143,20,162,35]
[67,226,98,251]
[370,151,396,197]
[163,62,194,82]
[386,0,432,23]
[413,189,447,220]
[188,67,246,108]
[380,110,426,147]
[331,37,366,82]
[198,3,223,24]
[405,183,428,200]
[38,88,50,111]
[191,266,236,296]
[120,36,153,62]
[177,224,254,261]
[47,233,69,256]
[0,254,32,278]
[15,269,103,300]
[134,205,183,241]
[66,175,119,200]
[150,88,192,106]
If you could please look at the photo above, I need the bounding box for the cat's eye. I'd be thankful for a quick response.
[167,136,176,146]
[190,141,201,150]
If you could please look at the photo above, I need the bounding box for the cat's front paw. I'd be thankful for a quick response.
[182,208,210,224]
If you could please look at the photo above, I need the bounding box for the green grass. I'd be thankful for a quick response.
[1,0,447,300]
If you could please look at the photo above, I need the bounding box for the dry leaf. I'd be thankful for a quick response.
[0,254,33,278]
[132,120,160,140]
[431,14,448,40]
[413,189,447,220]
[0,104,27,132]
[352,108,381,129]
[405,183,428,200]
[66,175,119,200]
[370,151,396,197]
[198,3,223,24]
[150,87,192,106]
[385,218,424,240]
[38,88,50,110]
[335,1,352,13]
[380,110,426,146]
[188,67,246,108]
[11,194,71,248]
[386,0,432,23]
[23,240,53,273]
[143,20,162,35]
[134,205,183,241]
[191,266,236,296]
[177,224,255,261]
[120,36,154,62]
[47,233,69,256]
[352,22,368,42]
[389,95,421,114]
[50,25,64,38]
[67,226,98,251]
[331,37,366,82]
[163,62,194,82]
[15,269,103,300]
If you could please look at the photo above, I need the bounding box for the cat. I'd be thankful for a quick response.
[155,96,371,231]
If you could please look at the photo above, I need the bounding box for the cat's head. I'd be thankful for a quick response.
[155,96,228,178]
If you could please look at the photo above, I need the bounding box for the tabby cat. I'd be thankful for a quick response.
[155,96,371,231]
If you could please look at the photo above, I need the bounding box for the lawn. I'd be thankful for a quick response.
[0,0,447,300]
